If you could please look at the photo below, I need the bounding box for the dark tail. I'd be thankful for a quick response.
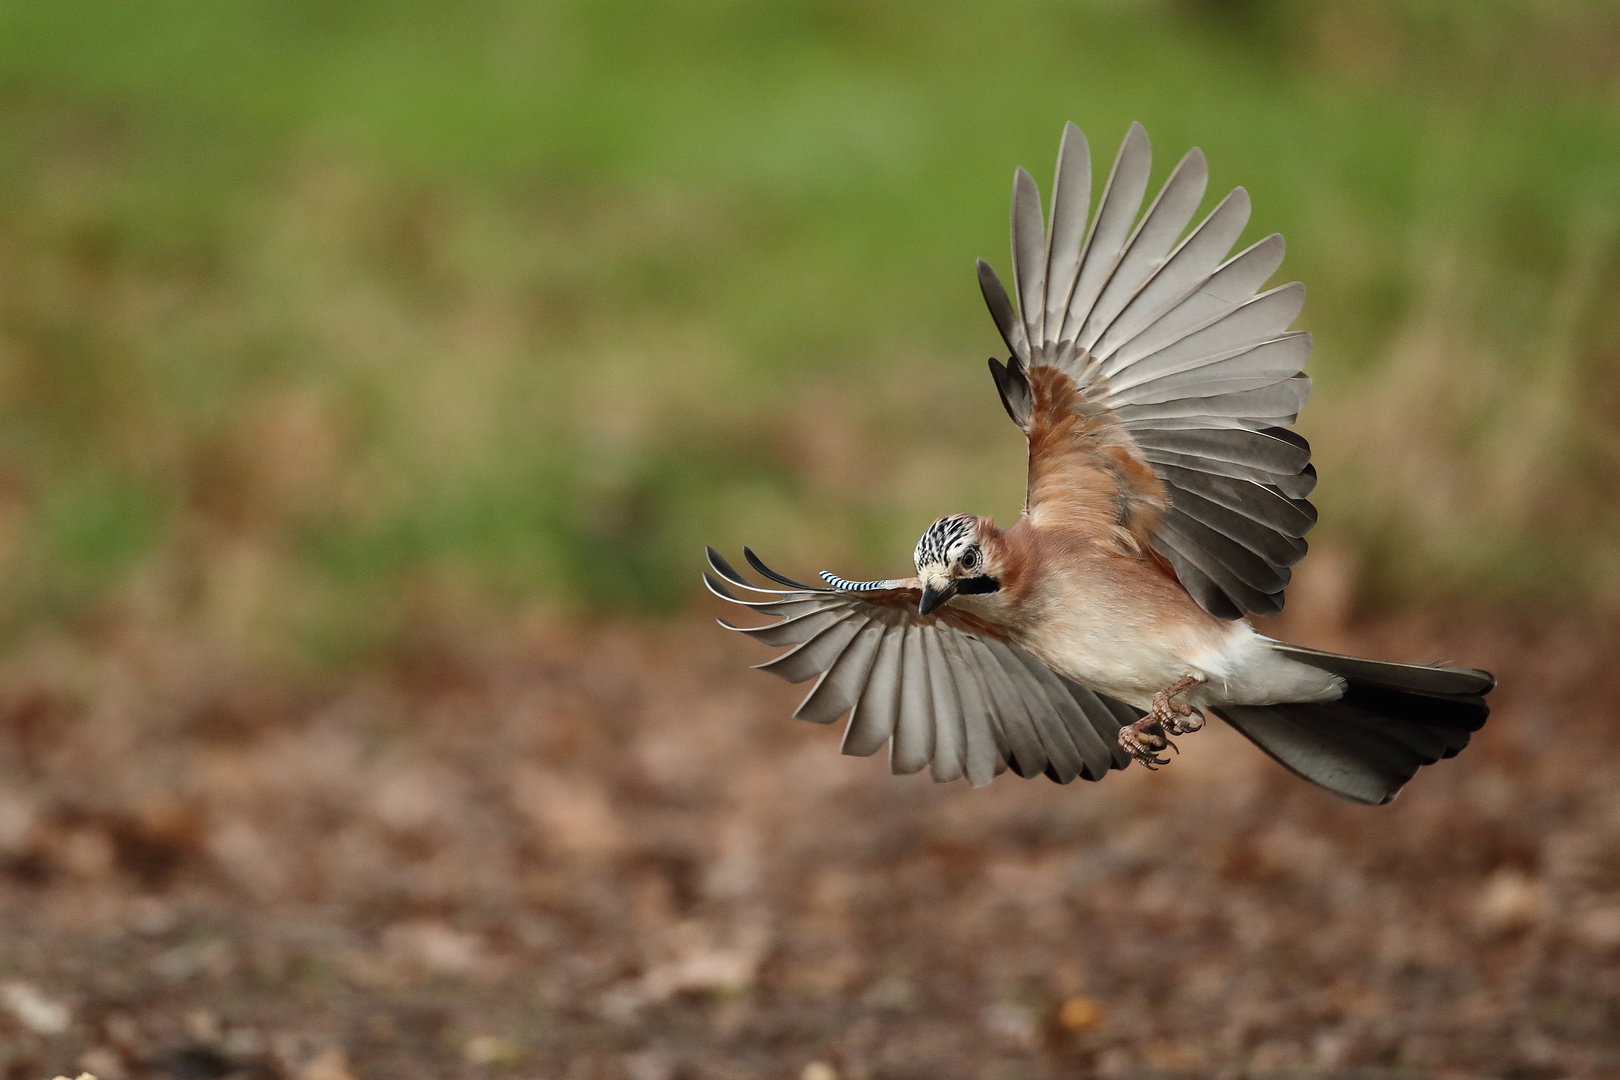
[1212,643,1495,805]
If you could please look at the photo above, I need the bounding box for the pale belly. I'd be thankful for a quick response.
[954,570,1339,710]
[1008,603,1257,709]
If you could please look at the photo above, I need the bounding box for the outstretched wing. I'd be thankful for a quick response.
[705,547,1141,788]
[980,122,1316,620]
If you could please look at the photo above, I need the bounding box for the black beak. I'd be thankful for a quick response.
[918,581,956,616]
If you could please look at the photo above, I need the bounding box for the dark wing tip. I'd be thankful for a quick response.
[706,546,754,587]
[1453,666,1497,694]
[703,571,742,602]
[977,258,1027,362]
[742,547,822,591]
[1260,426,1310,453]
[988,357,1032,429]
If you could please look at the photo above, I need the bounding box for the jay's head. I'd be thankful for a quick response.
[913,513,1002,616]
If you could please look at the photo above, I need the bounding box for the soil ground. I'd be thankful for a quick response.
[0,601,1613,1080]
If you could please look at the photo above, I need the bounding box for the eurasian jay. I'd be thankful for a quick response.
[706,122,1493,805]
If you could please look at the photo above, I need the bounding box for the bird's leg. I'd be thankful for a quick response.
[1157,675,1206,738]
[1118,675,1207,769]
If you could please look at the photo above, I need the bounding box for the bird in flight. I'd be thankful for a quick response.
[705,122,1493,805]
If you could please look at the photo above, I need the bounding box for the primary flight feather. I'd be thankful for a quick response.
[706,122,1493,805]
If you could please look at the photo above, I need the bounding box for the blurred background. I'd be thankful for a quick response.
[0,1,1617,1078]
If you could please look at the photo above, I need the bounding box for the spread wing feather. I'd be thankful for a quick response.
[977,122,1317,619]
[1132,426,1315,501]
[1107,333,1311,403]
[1161,509,1290,594]
[937,632,1007,787]
[1103,284,1306,387]
[1041,124,1091,346]
[891,626,936,774]
[1094,202,1261,359]
[706,547,1144,787]
[919,628,967,783]
[1012,168,1049,351]
[1078,146,1208,350]
[794,619,886,724]
[1061,121,1151,344]
[1004,646,1117,781]
[1093,191,1259,358]
[843,625,903,757]
[965,636,1048,778]
[1156,464,1315,537]
[1169,488,1308,568]
[979,259,1028,364]
[1151,536,1246,621]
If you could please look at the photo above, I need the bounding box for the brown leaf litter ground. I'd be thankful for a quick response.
[0,599,1611,1080]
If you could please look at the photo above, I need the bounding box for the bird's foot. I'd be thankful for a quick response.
[1118,675,1206,768]
[1118,717,1174,769]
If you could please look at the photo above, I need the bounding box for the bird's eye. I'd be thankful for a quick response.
[960,548,980,572]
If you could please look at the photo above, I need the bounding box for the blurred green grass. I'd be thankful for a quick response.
[0,0,1617,664]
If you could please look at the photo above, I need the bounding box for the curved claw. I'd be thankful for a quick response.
[1165,709,1205,737]
[1138,751,1169,770]
[1118,724,1172,769]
